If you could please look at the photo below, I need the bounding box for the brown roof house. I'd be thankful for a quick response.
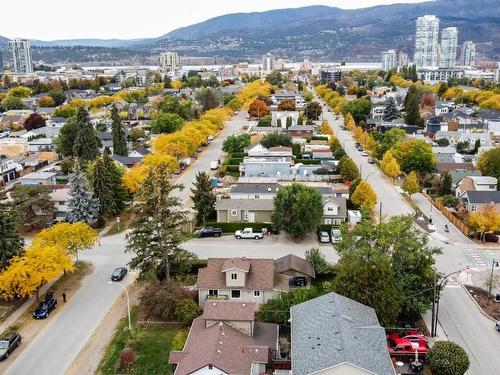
[169,301,279,375]
[274,254,316,288]
[197,257,291,308]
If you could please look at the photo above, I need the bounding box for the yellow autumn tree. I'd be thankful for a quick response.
[171,80,183,90]
[468,205,500,241]
[351,181,377,211]
[0,245,73,301]
[363,134,377,156]
[32,222,99,260]
[123,164,148,193]
[353,126,364,143]
[380,151,401,180]
[320,121,334,136]
[344,113,356,130]
[402,171,420,195]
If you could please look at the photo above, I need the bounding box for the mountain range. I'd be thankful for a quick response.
[1,0,499,63]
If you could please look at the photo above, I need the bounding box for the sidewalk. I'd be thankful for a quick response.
[421,309,448,343]
[470,268,500,296]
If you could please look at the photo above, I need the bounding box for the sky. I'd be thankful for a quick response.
[0,0,428,40]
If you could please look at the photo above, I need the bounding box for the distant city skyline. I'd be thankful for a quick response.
[1,0,429,40]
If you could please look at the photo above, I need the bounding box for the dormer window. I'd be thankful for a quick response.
[231,273,237,280]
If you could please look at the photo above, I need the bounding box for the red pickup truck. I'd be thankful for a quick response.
[387,334,428,356]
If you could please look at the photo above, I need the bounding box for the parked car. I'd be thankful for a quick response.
[33,292,57,319]
[387,336,428,356]
[0,332,21,360]
[367,158,375,164]
[318,231,330,243]
[111,267,128,281]
[197,227,223,238]
[210,160,219,170]
[388,330,428,343]
[360,151,369,157]
[496,321,500,332]
[331,228,342,243]
[234,228,263,240]
[485,233,499,243]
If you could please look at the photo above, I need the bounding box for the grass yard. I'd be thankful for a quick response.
[105,210,133,236]
[97,310,178,375]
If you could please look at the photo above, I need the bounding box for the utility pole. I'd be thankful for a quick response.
[379,202,383,223]
[431,269,437,337]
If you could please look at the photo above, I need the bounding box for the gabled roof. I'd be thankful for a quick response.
[169,316,277,375]
[203,301,256,322]
[291,293,395,375]
[448,169,482,186]
[477,109,500,120]
[465,191,500,204]
[469,176,497,185]
[197,258,288,291]
[274,254,315,278]
[215,199,274,211]
[222,258,251,273]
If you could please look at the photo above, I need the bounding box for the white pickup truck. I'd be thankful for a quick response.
[234,228,263,240]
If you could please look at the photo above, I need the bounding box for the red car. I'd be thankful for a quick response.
[389,330,428,343]
[387,336,428,356]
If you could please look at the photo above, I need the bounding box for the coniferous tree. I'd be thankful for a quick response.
[0,193,24,270]
[111,105,128,156]
[73,107,101,162]
[190,172,216,225]
[126,164,189,283]
[404,86,422,127]
[382,98,399,121]
[67,159,100,225]
[103,149,127,214]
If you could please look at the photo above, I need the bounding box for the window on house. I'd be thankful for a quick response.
[231,290,241,299]
[208,289,218,297]
[333,219,342,225]
[327,207,335,212]
[254,195,260,199]
[231,210,237,216]
[469,205,477,211]
[254,290,261,297]
[325,219,332,225]
[260,171,265,176]
[231,273,237,280]
[208,365,213,370]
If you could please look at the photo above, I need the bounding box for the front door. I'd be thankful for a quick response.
[247,212,255,223]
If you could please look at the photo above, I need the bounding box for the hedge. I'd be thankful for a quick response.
[224,158,243,165]
[230,152,247,158]
[295,159,321,165]
[226,165,240,172]
[204,221,276,233]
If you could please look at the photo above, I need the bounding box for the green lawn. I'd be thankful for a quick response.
[97,311,178,375]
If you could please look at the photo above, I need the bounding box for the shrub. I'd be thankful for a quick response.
[294,159,321,165]
[175,299,201,325]
[305,248,334,276]
[225,165,240,173]
[229,152,247,159]
[223,158,243,165]
[119,347,137,371]
[140,280,196,321]
[428,341,470,375]
[171,330,189,350]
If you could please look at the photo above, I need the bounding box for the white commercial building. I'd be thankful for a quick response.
[440,27,458,68]
[417,68,464,83]
[9,38,33,74]
[397,51,409,68]
[414,15,440,68]
[381,50,397,71]
[262,53,275,73]
[159,51,181,78]
[460,41,476,68]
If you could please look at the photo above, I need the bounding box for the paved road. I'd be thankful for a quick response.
[318,96,500,374]
[183,233,338,262]
[172,111,247,203]
[321,107,413,218]
[4,112,247,375]
[4,233,133,375]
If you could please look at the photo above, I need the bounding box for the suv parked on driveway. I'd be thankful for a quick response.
[0,332,21,360]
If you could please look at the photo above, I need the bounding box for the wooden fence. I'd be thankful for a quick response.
[423,192,470,237]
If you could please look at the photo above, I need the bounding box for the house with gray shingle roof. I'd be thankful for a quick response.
[291,292,396,375]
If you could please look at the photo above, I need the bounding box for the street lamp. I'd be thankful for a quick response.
[108,281,132,331]
[431,267,469,337]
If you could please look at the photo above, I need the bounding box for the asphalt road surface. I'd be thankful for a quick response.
[4,112,248,375]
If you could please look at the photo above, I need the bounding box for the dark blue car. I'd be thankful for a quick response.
[32,292,57,319]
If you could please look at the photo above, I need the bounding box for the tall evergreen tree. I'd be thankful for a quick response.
[404,86,422,127]
[382,97,399,121]
[190,172,216,225]
[89,150,127,221]
[111,105,128,156]
[126,164,189,283]
[73,107,101,162]
[0,193,24,270]
[410,64,418,82]
[67,159,100,225]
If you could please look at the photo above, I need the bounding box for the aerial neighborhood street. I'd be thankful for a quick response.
[1,2,500,375]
